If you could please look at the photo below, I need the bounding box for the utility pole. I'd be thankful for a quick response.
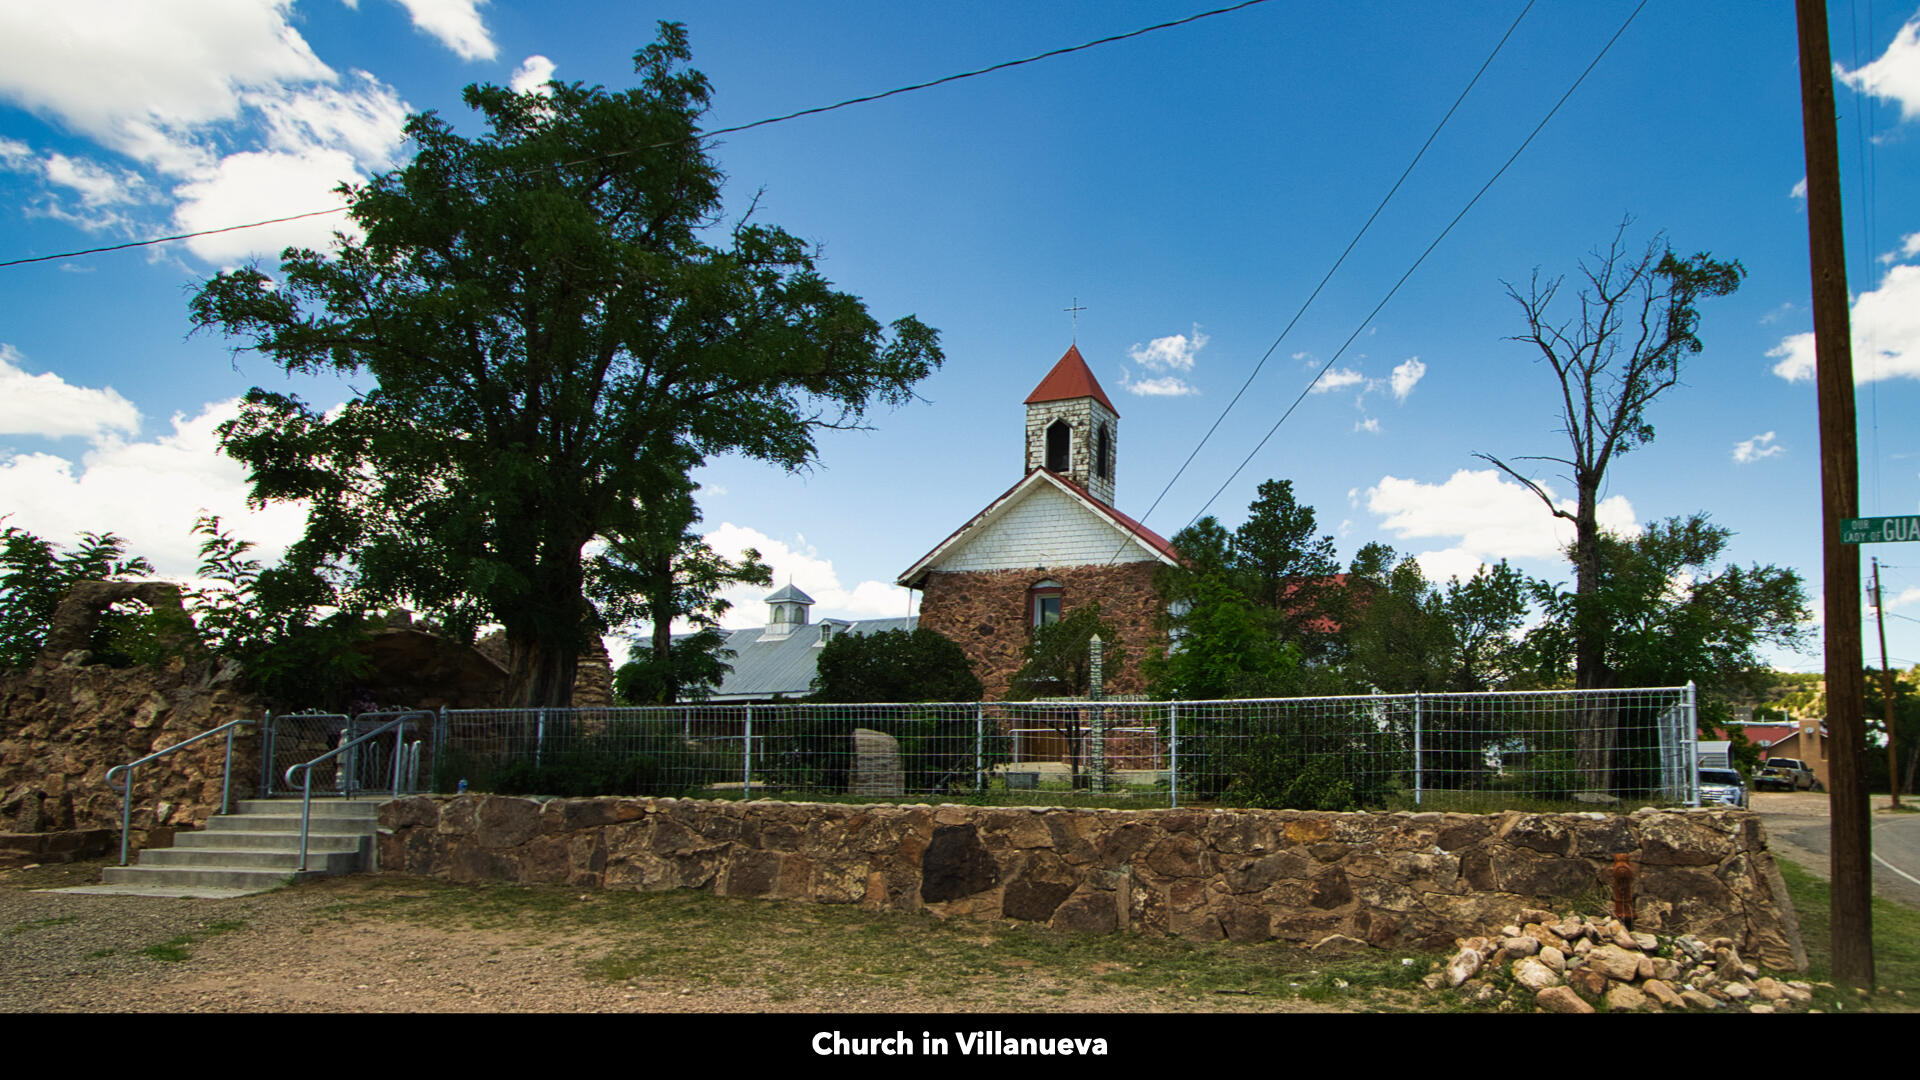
[1795,0,1873,989]
[1872,558,1903,809]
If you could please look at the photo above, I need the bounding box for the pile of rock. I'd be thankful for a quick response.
[1426,908,1817,1013]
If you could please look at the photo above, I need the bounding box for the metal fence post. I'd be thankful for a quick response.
[222,722,236,816]
[1168,701,1179,809]
[1685,681,1700,807]
[974,703,985,794]
[260,710,275,797]
[1413,692,1424,809]
[435,706,448,793]
[742,704,754,801]
[535,708,547,769]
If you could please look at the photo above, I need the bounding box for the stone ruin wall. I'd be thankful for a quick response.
[0,653,270,861]
[380,796,1805,971]
[0,584,615,863]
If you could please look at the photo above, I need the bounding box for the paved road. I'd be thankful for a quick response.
[1751,792,1920,910]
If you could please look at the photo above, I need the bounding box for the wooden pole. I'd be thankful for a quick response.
[1795,0,1873,989]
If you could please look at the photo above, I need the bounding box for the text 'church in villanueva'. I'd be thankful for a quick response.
[897,344,1183,698]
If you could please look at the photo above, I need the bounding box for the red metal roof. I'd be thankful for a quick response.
[1024,344,1119,415]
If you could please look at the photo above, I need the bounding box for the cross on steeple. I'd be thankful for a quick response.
[1064,297,1087,341]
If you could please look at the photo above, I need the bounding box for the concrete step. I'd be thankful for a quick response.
[173,830,362,853]
[138,846,363,874]
[235,798,384,818]
[202,814,378,835]
[99,864,321,890]
[93,796,388,897]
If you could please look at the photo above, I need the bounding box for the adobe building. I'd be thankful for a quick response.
[897,344,1182,698]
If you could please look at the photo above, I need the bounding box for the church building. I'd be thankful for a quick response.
[897,344,1183,698]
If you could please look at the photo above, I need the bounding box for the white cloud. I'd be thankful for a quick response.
[511,55,557,95]
[1790,177,1808,200]
[1389,357,1426,401]
[1365,468,1638,585]
[170,148,363,261]
[1122,374,1198,397]
[1886,586,1920,612]
[1759,301,1797,325]
[0,3,410,263]
[699,523,915,629]
[0,399,307,578]
[1733,431,1784,464]
[1770,263,1920,383]
[1882,232,1920,266]
[1311,367,1366,394]
[1127,325,1208,373]
[1836,13,1920,121]
[387,0,497,61]
[0,345,141,442]
[0,1,333,175]
[1354,418,1380,434]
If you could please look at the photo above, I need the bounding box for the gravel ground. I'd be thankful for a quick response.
[1,860,1341,1014]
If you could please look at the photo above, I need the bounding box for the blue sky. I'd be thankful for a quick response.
[3,1,1920,675]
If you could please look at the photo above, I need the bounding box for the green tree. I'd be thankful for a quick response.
[1231,479,1340,634]
[1007,602,1125,700]
[809,627,982,703]
[1525,514,1808,789]
[0,523,153,670]
[1865,666,1920,796]
[588,468,771,704]
[613,626,736,704]
[186,516,375,707]
[189,23,942,708]
[1480,225,1744,785]
[1144,570,1302,700]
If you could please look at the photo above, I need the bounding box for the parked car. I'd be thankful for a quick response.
[1756,757,1818,792]
[1699,768,1749,808]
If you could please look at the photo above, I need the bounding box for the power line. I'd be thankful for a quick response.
[1181,0,1650,531]
[0,0,1274,270]
[1104,0,1536,563]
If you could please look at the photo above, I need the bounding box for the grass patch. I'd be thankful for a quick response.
[321,878,1439,1010]
[1776,856,1919,1012]
[5,915,77,936]
[139,919,248,964]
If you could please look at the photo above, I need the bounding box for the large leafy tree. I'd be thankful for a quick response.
[1525,514,1809,735]
[190,24,942,706]
[1479,225,1742,784]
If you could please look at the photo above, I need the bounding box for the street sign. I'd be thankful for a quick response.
[1841,515,1920,544]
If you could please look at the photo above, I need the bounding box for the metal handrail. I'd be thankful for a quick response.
[106,712,260,866]
[283,711,429,871]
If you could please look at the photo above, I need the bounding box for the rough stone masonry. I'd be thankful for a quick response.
[379,796,1805,970]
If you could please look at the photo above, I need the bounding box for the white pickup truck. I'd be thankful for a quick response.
[1756,757,1818,791]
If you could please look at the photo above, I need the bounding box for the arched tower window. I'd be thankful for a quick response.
[1096,423,1112,481]
[1045,419,1071,473]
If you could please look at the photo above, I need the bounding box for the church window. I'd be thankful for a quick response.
[1096,423,1112,481]
[1045,419,1071,473]
[1028,579,1063,628]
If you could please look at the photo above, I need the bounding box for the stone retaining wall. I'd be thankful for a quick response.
[379,796,1805,970]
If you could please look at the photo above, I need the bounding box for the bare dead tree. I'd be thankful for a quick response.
[1478,223,1743,790]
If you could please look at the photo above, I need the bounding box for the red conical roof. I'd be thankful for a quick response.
[1023,344,1118,415]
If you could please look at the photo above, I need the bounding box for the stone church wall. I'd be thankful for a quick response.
[379,795,1805,970]
[917,562,1164,699]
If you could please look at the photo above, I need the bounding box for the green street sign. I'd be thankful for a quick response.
[1841,515,1920,544]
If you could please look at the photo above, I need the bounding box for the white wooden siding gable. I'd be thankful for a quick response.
[907,471,1172,579]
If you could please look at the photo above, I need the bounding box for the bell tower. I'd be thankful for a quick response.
[1023,344,1118,505]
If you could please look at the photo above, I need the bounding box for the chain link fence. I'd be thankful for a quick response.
[267,685,1694,811]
